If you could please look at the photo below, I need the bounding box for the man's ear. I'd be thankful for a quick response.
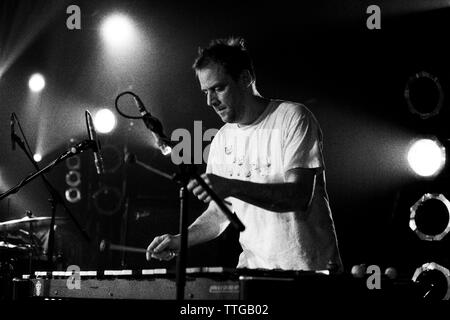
[238,70,253,88]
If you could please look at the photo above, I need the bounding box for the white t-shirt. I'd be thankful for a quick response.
[201,100,342,271]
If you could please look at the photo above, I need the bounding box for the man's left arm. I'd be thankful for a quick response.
[189,168,317,213]
[188,104,323,214]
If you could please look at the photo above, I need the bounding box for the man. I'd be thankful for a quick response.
[146,37,342,271]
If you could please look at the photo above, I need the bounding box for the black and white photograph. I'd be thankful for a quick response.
[0,0,449,315]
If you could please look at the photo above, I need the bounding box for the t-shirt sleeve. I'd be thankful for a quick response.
[282,105,325,172]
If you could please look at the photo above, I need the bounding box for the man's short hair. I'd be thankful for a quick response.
[192,37,255,81]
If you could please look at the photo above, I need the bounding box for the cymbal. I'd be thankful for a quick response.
[0,240,30,253]
[0,216,68,232]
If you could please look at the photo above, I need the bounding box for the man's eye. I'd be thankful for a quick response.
[215,86,224,92]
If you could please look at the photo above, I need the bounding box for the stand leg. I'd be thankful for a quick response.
[47,198,57,270]
[176,186,188,301]
[28,221,33,275]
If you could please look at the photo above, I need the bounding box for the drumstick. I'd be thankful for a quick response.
[100,240,146,254]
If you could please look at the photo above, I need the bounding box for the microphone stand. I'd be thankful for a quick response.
[115,91,244,300]
[0,138,93,270]
[127,151,245,301]
[119,126,132,268]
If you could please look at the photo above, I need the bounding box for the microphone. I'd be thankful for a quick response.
[10,113,15,151]
[85,110,104,175]
[132,95,172,155]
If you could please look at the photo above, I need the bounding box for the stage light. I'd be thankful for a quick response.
[405,71,443,119]
[65,170,81,187]
[100,14,135,48]
[410,193,450,241]
[64,139,83,205]
[28,73,46,92]
[66,155,81,170]
[412,262,450,300]
[33,153,42,162]
[407,138,446,177]
[65,187,81,203]
[93,108,117,134]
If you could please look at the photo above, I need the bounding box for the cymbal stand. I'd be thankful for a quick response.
[26,211,36,274]
[0,139,95,270]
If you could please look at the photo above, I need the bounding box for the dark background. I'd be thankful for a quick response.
[1,0,449,278]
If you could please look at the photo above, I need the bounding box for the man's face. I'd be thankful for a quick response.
[197,63,246,124]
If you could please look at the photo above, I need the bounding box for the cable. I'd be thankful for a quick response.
[114,91,143,119]
[13,112,34,159]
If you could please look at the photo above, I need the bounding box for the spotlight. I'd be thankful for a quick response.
[407,137,446,178]
[33,153,42,162]
[412,262,450,300]
[410,193,450,241]
[65,187,81,203]
[28,73,46,92]
[65,170,81,187]
[405,71,444,119]
[66,155,81,170]
[100,14,135,48]
[93,108,117,134]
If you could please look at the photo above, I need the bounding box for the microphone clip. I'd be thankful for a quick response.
[142,113,165,137]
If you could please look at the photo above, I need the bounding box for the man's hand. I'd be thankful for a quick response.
[187,173,231,203]
[146,234,180,261]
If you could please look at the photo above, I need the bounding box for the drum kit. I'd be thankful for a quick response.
[0,212,68,275]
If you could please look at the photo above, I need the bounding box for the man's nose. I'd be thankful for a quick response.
[207,92,220,108]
